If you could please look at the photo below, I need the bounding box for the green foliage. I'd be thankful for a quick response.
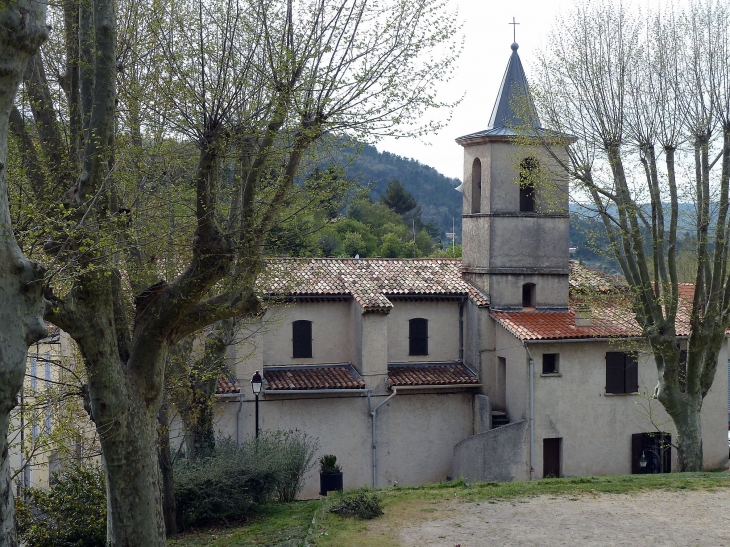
[174,433,319,529]
[328,490,384,520]
[380,179,418,215]
[16,463,107,547]
[319,454,341,474]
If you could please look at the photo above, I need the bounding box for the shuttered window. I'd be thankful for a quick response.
[606,351,638,394]
[292,320,312,358]
[409,318,428,356]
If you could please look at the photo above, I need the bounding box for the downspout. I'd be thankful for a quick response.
[458,297,465,362]
[367,388,399,488]
[524,342,535,480]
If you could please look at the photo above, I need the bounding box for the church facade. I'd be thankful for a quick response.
[209,43,729,497]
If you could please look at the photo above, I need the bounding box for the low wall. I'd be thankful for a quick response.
[453,420,529,483]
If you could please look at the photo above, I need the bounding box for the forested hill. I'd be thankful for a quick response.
[330,142,463,239]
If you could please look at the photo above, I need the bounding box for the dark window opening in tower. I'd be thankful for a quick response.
[471,158,482,214]
[519,157,538,212]
[522,283,536,308]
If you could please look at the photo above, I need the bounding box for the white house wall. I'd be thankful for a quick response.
[212,391,474,498]
[386,300,461,363]
[261,302,354,366]
[493,324,729,479]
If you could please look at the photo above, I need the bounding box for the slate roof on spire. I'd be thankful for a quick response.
[456,43,542,143]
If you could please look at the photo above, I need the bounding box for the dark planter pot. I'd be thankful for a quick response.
[319,472,343,496]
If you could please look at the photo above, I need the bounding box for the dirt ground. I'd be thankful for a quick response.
[399,489,730,547]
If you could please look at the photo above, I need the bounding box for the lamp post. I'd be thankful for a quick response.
[251,370,262,439]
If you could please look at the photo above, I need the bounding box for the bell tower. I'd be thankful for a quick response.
[456,42,570,311]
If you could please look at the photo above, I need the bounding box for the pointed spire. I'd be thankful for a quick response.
[456,42,542,144]
[488,42,540,131]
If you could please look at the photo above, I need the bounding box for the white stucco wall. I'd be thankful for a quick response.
[212,390,475,498]
[386,300,461,363]
[494,324,729,478]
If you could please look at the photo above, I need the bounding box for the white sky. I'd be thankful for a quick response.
[376,0,651,181]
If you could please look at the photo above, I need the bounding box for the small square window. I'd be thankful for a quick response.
[542,353,559,374]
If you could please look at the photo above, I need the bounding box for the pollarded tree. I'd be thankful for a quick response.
[0,2,49,546]
[528,1,730,470]
[6,0,461,544]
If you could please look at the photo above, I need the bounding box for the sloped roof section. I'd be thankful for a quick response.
[457,43,541,143]
[264,364,365,391]
[492,263,696,341]
[216,369,240,394]
[261,258,489,311]
[388,363,480,387]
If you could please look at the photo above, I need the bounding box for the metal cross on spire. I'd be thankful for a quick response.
[509,17,520,43]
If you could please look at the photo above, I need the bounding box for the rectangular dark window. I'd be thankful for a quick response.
[542,353,559,374]
[520,184,535,212]
[292,320,312,358]
[409,318,428,356]
[522,283,536,308]
[606,351,638,394]
[631,432,671,474]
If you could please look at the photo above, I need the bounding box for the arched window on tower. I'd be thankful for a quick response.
[471,158,482,214]
[519,157,538,212]
[522,283,536,309]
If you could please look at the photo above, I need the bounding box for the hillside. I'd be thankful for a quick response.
[321,141,463,240]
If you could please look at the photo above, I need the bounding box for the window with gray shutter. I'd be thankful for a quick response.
[292,320,312,358]
[409,318,428,356]
[606,352,638,394]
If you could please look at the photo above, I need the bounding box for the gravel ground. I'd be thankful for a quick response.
[399,489,730,547]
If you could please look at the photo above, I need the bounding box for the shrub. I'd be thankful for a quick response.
[174,431,319,529]
[319,454,341,474]
[328,490,383,520]
[17,463,107,547]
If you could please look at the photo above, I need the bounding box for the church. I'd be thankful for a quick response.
[212,42,729,497]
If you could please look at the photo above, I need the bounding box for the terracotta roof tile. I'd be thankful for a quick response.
[260,258,489,311]
[388,363,480,387]
[216,370,240,394]
[492,280,696,341]
[263,364,365,391]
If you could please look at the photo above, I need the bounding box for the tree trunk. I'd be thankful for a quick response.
[0,2,49,545]
[157,399,177,536]
[100,392,165,547]
[672,400,704,472]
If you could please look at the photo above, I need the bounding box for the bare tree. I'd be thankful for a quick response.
[528,1,730,470]
[4,0,460,543]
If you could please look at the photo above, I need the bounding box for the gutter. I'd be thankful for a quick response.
[523,342,535,480]
[387,384,482,391]
[263,389,368,395]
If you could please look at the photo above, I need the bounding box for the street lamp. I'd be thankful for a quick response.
[251,370,262,439]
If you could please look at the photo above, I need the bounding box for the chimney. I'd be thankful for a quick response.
[575,303,592,327]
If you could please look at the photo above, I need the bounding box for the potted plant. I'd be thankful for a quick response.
[319,454,343,496]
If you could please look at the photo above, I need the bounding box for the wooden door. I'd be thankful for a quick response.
[543,438,562,478]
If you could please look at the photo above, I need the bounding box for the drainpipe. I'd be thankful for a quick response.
[524,342,535,480]
[458,297,465,362]
[367,388,399,488]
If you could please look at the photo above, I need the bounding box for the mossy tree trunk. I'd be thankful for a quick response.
[0,1,48,545]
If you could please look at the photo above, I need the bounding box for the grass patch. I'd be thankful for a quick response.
[167,501,318,547]
[167,472,730,547]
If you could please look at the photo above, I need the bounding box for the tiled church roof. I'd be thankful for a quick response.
[263,364,365,391]
[260,258,489,311]
[216,369,240,394]
[493,263,696,341]
[388,363,480,387]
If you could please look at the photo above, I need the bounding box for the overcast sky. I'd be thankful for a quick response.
[374,0,618,181]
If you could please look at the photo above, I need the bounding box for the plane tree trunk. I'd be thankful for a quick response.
[0,1,48,545]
